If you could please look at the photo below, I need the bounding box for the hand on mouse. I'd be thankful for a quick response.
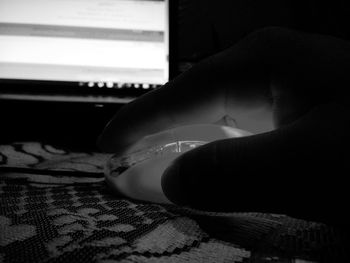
[98,27,350,225]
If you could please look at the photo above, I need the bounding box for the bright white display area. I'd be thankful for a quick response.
[0,0,168,84]
[0,0,164,31]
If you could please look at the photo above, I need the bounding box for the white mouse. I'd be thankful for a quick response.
[105,124,252,204]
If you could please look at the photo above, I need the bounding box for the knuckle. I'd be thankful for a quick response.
[248,26,298,48]
[253,26,295,41]
[244,26,302,63]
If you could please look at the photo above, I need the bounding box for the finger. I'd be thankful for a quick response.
[97,75,227,154]
[161,102,349,225]
[98,27,350,154]
[98,28,275,153]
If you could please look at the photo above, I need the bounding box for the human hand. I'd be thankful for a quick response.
[98,27,350,224]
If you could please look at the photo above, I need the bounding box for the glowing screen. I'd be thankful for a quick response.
[0,0,169,85]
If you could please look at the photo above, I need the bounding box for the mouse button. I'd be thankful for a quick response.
[111,152,178,204]
[105,141,179,179]
[124,129,175,155]
[178,141,207,152]
[221,126,254,137]
[172,124,239,142]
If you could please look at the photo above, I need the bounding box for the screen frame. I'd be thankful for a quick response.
[0,0,177,100]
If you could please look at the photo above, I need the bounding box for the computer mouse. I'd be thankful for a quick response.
[105,124,252,204]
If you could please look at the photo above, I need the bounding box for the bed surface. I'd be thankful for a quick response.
[0,142,347,262]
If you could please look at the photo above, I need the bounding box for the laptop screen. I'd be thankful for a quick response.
[0,0,169,89]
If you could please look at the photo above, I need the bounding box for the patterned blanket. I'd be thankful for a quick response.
[0,142,347,262]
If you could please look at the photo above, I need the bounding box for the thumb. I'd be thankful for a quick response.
[161,102,349,225]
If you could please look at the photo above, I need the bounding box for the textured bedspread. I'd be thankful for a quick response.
[0,142,347,262]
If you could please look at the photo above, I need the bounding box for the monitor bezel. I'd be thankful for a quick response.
[0,0,178,99]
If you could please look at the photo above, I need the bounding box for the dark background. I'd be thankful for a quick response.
[1,0,349,151]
